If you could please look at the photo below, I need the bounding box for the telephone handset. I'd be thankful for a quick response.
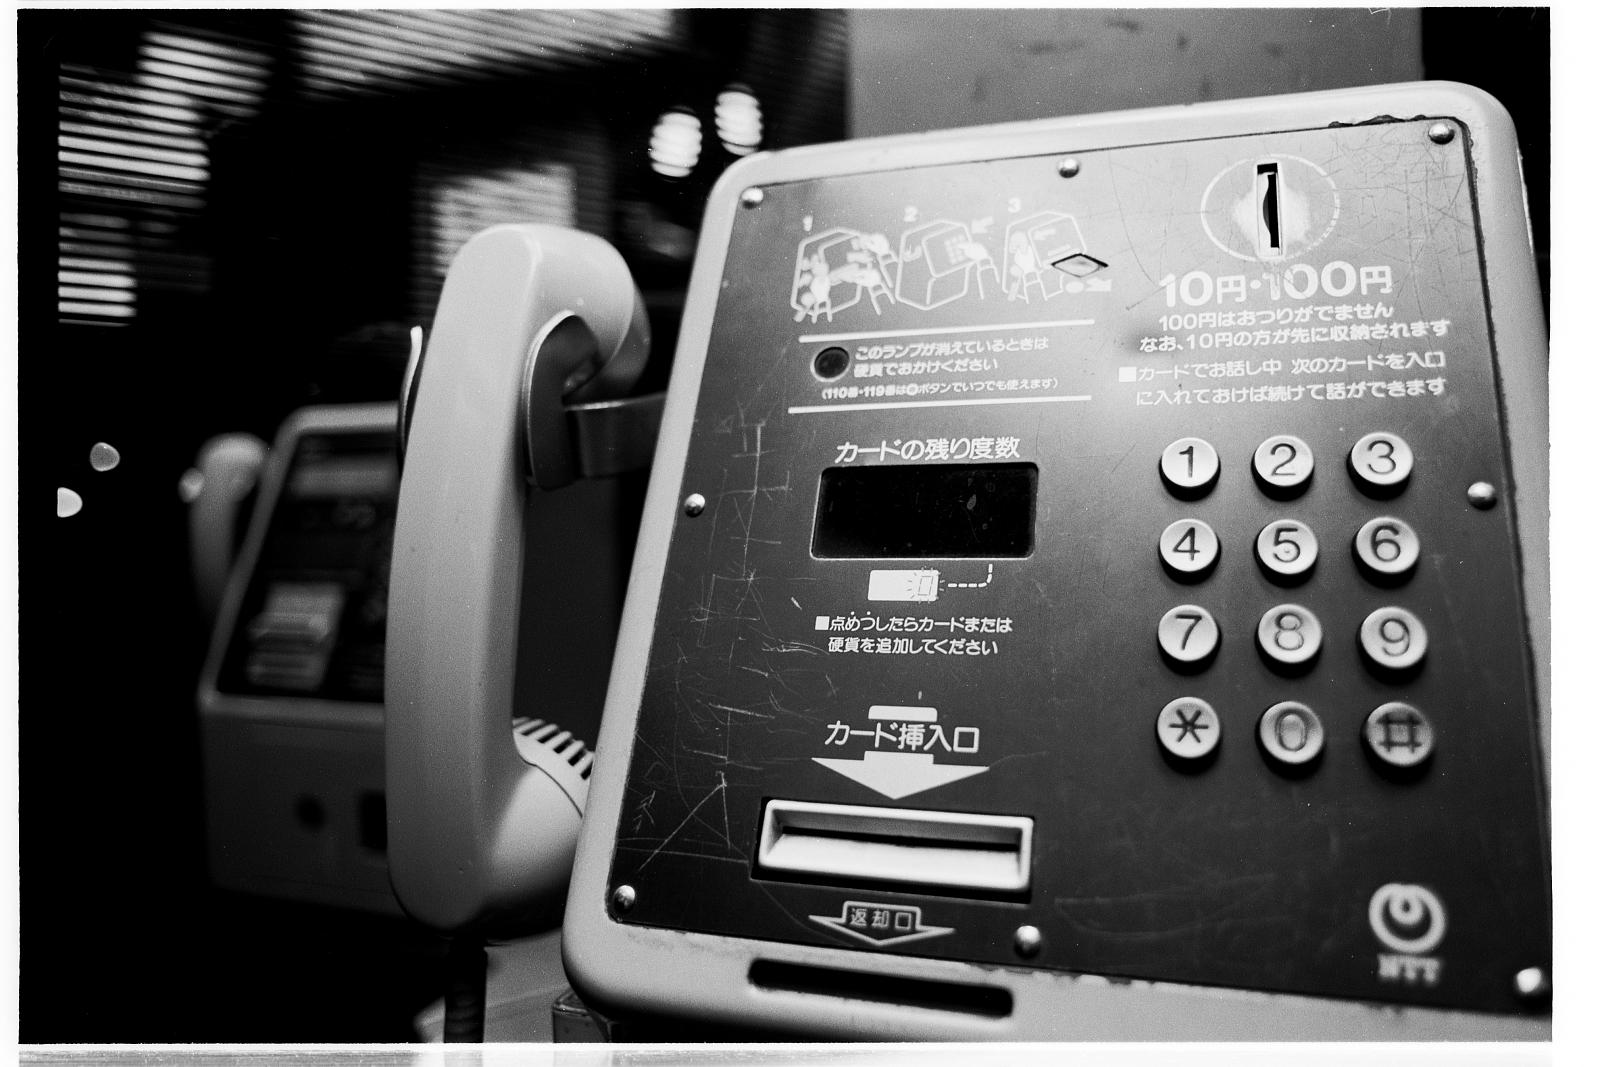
[385,225,652,936]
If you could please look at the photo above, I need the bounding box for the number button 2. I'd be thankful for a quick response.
[1354,516,1420,580]
[1158,604,1220,668]
[1256,603,1322,670]
[1160,519,1219,578]
[1253,434,1314,497]
[1350,431,1414,493]
[1360,606,1428,672]
[1256,519,1318,581]
[1160,437,1220,498]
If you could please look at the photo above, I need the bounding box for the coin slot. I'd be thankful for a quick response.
[756,800,1032,896]
[1256,161,1283,259]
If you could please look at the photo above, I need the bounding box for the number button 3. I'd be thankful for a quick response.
[1350,431,1414,494]
[1158,605,1220,669]
[1160,437,1220,498]
[1256,519,1318,581]
[1160,519,1219,578]
[1360,606,1428,672]
[1253,434,1314,497]
[1257,603,1322,670]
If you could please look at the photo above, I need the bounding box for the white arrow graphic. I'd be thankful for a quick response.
[812,750,988,800]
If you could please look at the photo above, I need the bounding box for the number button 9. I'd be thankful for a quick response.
[1361,606,1428,672]
[1158,604,1220,668]
[1256,519,1318,581]
[1256,603,1322,669]
[1350,431,1414,493]
[1354,517,1420,580]
[1160,437,1220,498]
[1253,434,1314,496]
[1160,519,1219,578]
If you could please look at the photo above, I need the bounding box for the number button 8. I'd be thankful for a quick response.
[1361,606,1428,672]
[1160,437,1220,498]
[1253,434,1314,496]
[1350,431,1414,493]
[1160,519,1219,578]
[1256,603,1322,669]
[1256,519,1318,580]
[1354,516,1420,580]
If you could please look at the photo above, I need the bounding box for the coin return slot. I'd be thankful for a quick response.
[756,800,1032,895]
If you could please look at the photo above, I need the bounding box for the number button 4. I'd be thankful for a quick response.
[1256,603,1322,670]
[1360,606,1428,672]
[1256,519,1318,581]
[1158,604,1220,669]
[1354,516,1420,581]
[1253,434,1314,497]
[1160,437,1220,499]
[1160,519,1219,578]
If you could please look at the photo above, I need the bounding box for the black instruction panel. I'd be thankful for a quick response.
[606,118,1548,1014]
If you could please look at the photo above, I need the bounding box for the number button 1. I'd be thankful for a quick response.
[1160,519,1219,578]
[1253,434,1314,496]
[1354,516,1420,580]
[1256,519,1318,580]
[1160,437,1220,498]
[1360,606,1428,672]
[1256,603,1322,669]
[1350,431,1414,493]
[1158,604,1220,668]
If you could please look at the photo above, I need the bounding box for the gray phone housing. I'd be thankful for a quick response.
[565,83,1549,1040]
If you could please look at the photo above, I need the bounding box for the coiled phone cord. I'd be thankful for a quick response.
[442,938,488,1042]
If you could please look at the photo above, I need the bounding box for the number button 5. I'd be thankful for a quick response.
[1354,516,1420,581]
[1160,519,1219,579]
[1256,519,1318,581]
[1253,434,1314,497]
[1361,606,1428,672]
[1158,605,1220,669]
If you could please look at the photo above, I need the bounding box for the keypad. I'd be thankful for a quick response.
[1153,432,1432,772]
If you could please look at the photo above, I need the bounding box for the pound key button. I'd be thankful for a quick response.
[1160,437,1220,498]
[1364,702,1435,768]
[1157,697,1221,761]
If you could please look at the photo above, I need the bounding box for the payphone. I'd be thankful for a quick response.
[389,83,1550,1040]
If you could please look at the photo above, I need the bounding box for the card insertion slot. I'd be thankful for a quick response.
[756,799,1033,894]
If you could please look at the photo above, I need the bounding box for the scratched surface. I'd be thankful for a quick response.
[605,118,1548,1014]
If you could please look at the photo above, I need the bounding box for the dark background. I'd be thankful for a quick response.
[16,7,1548,1042]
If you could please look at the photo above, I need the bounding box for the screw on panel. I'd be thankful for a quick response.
[1013,925,1043,959]
[1428,123,1456,145]
[1056,157,1081,178]
[683,493,707,517]
[1514,967,1550,1001]
[1467,481,1498,509]
[741,187,765,207]
[612,885,637,913]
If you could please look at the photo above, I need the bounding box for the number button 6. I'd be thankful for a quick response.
[1354,516,1420,580]
[1158,604,1220,668]
[1361,606,1428,672]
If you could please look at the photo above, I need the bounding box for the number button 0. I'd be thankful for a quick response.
[1350,431,1414,493]
[1360,606,1428,672]
[1354,516,1420,580]
[1158,604,1220,667]
[1257,603,1322,669]
[1256,519,1318,580]
[1160,437,1220,498]
[1253,434,1314,496]
[1160,519,1219,578]
[1258,701,1325,768]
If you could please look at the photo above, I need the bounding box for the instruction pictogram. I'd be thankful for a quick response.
[810,900,953,948]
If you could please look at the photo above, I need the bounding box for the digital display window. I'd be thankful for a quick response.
[813,463,1037,559]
